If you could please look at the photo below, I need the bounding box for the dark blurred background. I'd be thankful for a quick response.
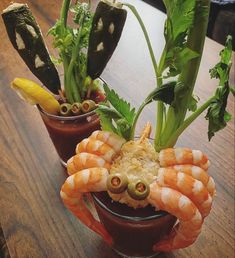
[143,0,235,50]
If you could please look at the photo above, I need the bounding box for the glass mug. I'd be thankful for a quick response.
[92,192,177,258]
[38,105,100,167]
[37,78,106,167]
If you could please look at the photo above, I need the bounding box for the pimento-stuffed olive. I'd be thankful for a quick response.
[107,173,128,194]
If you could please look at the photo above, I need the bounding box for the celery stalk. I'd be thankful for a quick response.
[154,0,211,151]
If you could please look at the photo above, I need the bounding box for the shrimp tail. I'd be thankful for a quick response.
[138,122,152,143]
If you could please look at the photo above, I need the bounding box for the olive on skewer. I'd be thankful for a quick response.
[60,103,72,116]
[81,100,96,113]
[71,102,82,116]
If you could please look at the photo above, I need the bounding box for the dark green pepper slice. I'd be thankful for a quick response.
[87,0,127,79]
[2,3,61,94]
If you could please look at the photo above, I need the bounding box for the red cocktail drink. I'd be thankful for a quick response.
[38,105,100,166]
[93,192,177,258]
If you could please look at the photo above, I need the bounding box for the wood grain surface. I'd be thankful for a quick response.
[0,1,234,258]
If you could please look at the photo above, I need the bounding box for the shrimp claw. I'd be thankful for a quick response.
[60,167,113,245]
[148,182,203,251]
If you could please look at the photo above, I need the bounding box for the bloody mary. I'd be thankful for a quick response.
[38,105,100,166]
[93,192,177,258]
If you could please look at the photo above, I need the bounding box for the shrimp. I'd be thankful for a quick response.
[157,168,212,217]
[148,182,203,251]
[90,130,126,152]
[170,165,216,197]
[60,167,112,245]
[67,153,111,175]
[76,138,117,162]
[159,148,210,171]
[60,127,215,253]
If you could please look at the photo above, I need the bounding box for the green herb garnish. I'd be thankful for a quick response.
[96,84,136,140]
[206,35,233,140]
[48,1,93,103]
[48,0,127,104]
[96,0,234,152]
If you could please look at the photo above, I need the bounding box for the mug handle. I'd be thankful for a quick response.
[85,193,113,246]
[60,169,113,245]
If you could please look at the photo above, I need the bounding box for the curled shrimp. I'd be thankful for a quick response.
[159,148,210,171]
[67,153,111,175]
[149,147,214,250]
[90,130,126,152]
[61,131,126,244]
[60,168,112,245]
[169,165,216,198]
[76,138,117,162]
[148,182,203,251]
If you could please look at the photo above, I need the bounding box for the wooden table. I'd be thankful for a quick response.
[0,0,234,257]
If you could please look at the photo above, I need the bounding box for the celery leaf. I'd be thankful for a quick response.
[205,85,231,140]
[103,84,136,124]
[161,0,198,76]
[95,84,136,140]
[163,0,196,41]
[205,36,233,140]
[145,81,176,105]
[165,47,199,78]
[95,106,118,133]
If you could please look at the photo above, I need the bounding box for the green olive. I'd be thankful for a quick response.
[59,103,72,116]
[106,173,128,194]
[127,179,150,200]
[81,100,96,113]
[71,102,82,115]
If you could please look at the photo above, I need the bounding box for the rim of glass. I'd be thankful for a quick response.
[91,193,169,222]
[37,76,106,121]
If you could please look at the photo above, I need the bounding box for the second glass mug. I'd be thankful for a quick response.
[37,78,106,167]
[38,105,100,167]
